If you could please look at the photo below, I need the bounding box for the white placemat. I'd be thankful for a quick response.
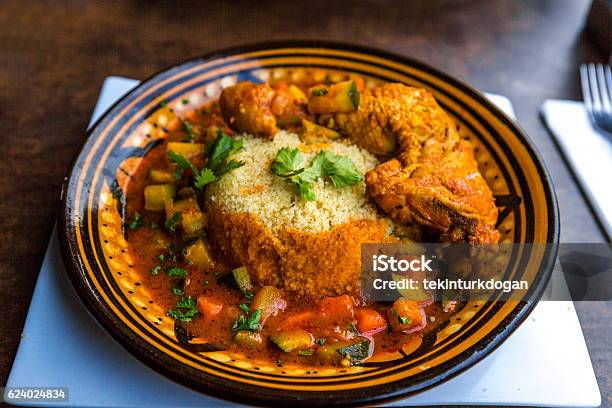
[541,100,612,241]
[5,77,601,407]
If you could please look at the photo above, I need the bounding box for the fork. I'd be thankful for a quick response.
[580,63,612,135]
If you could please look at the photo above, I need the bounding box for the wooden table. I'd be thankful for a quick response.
[0,0,609,405]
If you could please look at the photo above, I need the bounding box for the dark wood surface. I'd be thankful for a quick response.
[0,0,609,406]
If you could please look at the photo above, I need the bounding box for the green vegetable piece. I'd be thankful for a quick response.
[232,266,253,295]
[336,338,370,362]
[234,330,263,347]
[269,329,314,352]
[144,184,176,211]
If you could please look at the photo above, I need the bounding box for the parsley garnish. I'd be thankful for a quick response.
[164,212,182,233]
[239,303,250,313]
[167,131,244,190]
[391,309,411,325]
[270,148,363,200]
[182,121,195,142]
[231,309,262,331]
[172,287,184,296]
[129,211,142,230]
[166,266,187,278]
[167,296,198,322]
[316,338,326,346]
[181,98,189,105]
[150,265,161,275]
[312,88,328,96]
[168,150,198,180]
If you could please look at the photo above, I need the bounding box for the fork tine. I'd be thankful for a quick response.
[580,64,593,114]
[588,63,602,114]
[596,64,611,113]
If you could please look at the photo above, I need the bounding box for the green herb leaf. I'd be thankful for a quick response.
[181,98,189,105]
[164,212,182,233]
[129,211,142,230]
[150,265,161,275]
[312,151,363,187]
[194,168,216,189]
[337,338,370,362]
[172,287,184,296]
[238,303,250,313]
[168,151,198,180]
[298,349,315,356]
[167,296,198,322]
[316,338,326,346]
[231,309,262,331]
[166,266,187,278]
[311,88,328,96]
[206,132,245,174]
[271,147,305,177]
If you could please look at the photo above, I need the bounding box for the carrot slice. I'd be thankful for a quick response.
[356,308,387,334]
[197,296,223,318]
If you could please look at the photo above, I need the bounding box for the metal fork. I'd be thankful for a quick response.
[580,63,612,135]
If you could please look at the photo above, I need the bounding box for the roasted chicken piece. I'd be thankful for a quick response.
[329,83,500,244]
[219,82,307,138]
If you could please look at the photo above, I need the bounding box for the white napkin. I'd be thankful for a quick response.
[541,100,612,241]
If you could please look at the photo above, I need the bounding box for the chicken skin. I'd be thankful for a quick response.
[219,82,307,138]
[334,84,499,243]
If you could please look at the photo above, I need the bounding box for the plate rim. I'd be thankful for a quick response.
[58,40,560,406]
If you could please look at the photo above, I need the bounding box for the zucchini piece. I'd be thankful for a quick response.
[234,330,263,348]
[301,119,341,143]
[149,169,175,184]
[269,329,313,352]
[307,80,360,114]
[144,184,176,211]
[167,142,205,157]
[185,239,215,271]
[251,286,286,325]
[232,266,253,294]
[316,338,371,365]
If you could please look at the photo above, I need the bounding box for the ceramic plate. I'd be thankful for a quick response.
[59,42,559,406]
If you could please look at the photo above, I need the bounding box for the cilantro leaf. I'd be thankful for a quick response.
[231,309,262,331]
[164,212,181,233]
[194,168,216,189]
[150,265,161,275]
[270,148,362,201]
[172,287,184,296]
[168,151,198,180]
[315,151,363,187]
[167,296,198,322]
[271,147,305,177]
[206,132,244,173]
[129,211,142,230]
[166,266,187,278]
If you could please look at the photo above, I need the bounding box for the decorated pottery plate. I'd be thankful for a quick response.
[59,42,558,406]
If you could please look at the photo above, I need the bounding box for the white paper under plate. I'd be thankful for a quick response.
[5,77,601,407]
